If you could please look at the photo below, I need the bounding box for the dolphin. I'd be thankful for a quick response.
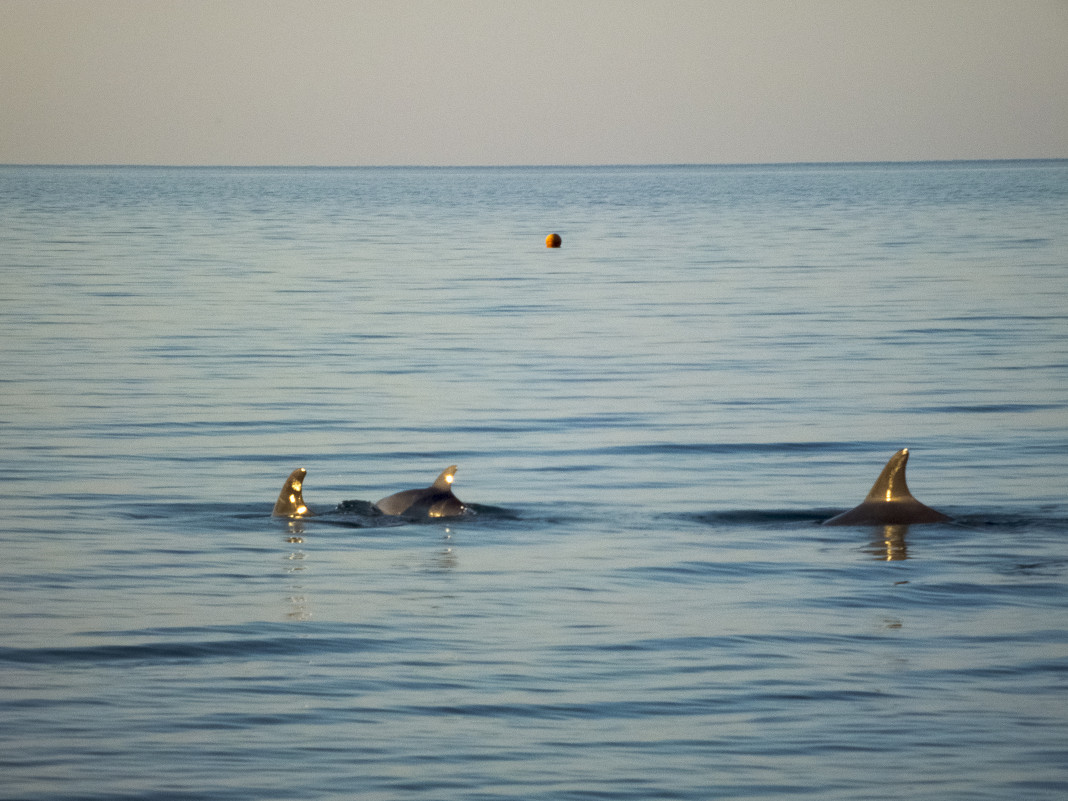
[374,465,467,519]
[271,465,469,520]
[823,448,951,526]
[273,467,310,517]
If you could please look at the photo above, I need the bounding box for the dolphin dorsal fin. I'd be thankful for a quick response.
[432,465,458,491]
[865,449,914,503]
[823,448,949,526]
[273,468,309,517]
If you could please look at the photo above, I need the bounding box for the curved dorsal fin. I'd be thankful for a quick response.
[431,465,458,491]
[824,448,950,526]
[864,448,914,502]
[273,468,310,517]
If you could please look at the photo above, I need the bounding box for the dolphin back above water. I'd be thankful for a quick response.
[823,448,951,526]
[374,465,467,518]
[271,465,468,520]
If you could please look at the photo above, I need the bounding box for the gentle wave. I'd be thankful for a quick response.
[3,163,1066,801]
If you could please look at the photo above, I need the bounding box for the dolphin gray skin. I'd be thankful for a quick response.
[273,467,310,517]
[823,448,951,526]
[272,465,469,520]
[374,465,467,518]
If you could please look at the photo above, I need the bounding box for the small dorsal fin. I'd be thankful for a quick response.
[864,448,913,503]
[273,468,310,517]
[374,465,465,518]
[431,465,458,491]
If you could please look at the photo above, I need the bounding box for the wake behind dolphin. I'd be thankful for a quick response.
[823,448,950,526]
[272,465,470,521]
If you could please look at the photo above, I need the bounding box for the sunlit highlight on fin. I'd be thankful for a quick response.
[823,449,950,526]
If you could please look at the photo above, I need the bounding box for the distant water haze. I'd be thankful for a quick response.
[1,1,1066,165]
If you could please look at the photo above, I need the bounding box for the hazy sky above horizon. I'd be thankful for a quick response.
[3,0,1067,166]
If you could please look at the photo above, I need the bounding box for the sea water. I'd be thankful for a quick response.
[0,162,1066,800]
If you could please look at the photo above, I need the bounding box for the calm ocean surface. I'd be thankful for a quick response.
[1,162,1066,800]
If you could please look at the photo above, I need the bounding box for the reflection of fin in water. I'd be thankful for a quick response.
[430,546,459,572]
[867,524,910,561]
[374,466,468,519]
[823,449,950,526]
[273,468,311,517]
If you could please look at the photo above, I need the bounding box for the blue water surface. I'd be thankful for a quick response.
[1,162,1066,800]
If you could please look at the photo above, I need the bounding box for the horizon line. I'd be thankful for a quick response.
[2,157,1066,170]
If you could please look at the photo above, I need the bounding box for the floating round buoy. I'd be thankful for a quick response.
[545,233,561,248]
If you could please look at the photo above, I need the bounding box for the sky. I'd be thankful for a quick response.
[2,0,1066,166]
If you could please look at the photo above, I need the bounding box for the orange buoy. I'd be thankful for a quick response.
[545,233,561,248]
